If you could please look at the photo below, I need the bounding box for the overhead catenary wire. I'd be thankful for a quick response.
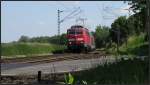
[64,9,82,20]
[60,7,81,23]
[57,7,82,36]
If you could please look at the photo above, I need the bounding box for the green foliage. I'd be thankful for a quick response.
[128,0,146,33]
[59,33,67,45]
[110,16,128,44]
[106,33,148,56]
[1,42,66,57]
[119,33,148,56]
[17,33,67,45]
[105,3,147,53]
[74,57,148,84]
[29,36,50,43]
[105,43,118,55]
[126,33,145,47]
[95,25,110,48]
[18,36,30,42]
[126,42,148,56]
[107,0,147,51]
[129,0,146,14]
[64,73,74,85]
[126,15,139,35]
[82,80,88,85]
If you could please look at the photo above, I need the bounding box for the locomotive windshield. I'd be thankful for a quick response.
[68,31,82,34]
[68,25,84,34]
[71,25,83,28]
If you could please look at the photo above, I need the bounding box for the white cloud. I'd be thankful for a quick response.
[103,4,134,18]
[120,5,131,14]
[115,5,134,16]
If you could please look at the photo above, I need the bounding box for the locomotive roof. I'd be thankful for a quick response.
[69,25,88,31]
[71,25,84,28]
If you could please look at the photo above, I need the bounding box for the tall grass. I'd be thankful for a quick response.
[1,42,66,57]
[106,33,148,56]
[121,33,145,49]
[119,33,148,55]
[73,57,148,84]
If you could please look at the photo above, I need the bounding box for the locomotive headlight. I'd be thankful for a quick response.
[80,41,84,43]
[69,42,72,44]
[69,39,75,41]
[77,38,83,41]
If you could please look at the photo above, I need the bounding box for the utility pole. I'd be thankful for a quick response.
[57,8,81,36]
[111,29,120,54]
[57,10,60,36]
[57,9,63,46]
[57,8,81,45]
[117,29,120,54]
[57,9,63,36]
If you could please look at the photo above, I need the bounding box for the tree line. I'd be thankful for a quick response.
[18,34,67,45]
[94,0,148,48]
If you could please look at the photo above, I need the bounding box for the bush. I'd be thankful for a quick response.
[119,33,148,56]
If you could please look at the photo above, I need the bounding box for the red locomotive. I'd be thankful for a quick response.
[66,25,95,52]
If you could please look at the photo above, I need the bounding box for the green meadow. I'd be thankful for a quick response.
[1,42,66,58]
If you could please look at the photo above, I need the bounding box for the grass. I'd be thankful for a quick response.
[119,33,148,56]
[106,33,148,56]
[105,42,118,55]
[1,42,66,58]
[73,57,149,84]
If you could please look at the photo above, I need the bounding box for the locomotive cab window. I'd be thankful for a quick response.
[86,31,90,36]
[68,30,82,34]
[68,31,75,34]
[76,31,82,34]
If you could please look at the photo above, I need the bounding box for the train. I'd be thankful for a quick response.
[66,25,95,52]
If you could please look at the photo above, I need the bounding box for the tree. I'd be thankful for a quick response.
[60,33,67,45]
[18,36,30,42]
[95,25,110,48]
[29,36,50,43]
[18,33,67,45]
[110,16,128,45]
[129,0,146,32]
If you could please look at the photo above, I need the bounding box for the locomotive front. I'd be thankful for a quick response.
[66,25,95,52]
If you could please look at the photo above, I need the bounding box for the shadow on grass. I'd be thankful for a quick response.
[52,50,65,54]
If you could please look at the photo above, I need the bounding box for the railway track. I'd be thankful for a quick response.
[2,50,106,64]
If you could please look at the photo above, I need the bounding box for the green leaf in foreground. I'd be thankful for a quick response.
[64,73,74,85]
[82,80,87,85]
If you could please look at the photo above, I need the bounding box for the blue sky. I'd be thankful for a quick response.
[1,1,132,43]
